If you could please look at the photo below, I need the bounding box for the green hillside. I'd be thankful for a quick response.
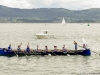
[0,5,100,23]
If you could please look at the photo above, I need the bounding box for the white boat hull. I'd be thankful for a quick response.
[35,34,54,39]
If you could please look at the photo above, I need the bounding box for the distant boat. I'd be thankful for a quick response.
[62,17,66,25]
[35,30,54,39]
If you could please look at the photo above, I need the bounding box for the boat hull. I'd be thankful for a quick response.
[0,48,91,57]
[35,34,54,39]
[0,48,15,57]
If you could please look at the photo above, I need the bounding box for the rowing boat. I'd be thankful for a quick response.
[0,48,91,57]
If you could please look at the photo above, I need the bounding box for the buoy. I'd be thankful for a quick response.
[88,23,90,26]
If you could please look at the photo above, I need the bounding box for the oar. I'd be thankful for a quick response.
[78,44,100,55]
[91,50,99,54]
[23,51,28,58]
[14,51,18,57]
[79,38,100,55]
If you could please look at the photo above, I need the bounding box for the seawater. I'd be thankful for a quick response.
[0,23,100,75]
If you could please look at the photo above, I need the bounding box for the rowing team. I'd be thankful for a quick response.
[7,43,69,52]
[7,41,88,52]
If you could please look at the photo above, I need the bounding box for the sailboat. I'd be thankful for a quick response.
[62,17,66,26]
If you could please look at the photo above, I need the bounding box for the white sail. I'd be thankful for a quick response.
[62,17,66,25]
[82,38,87,44]
[82,38,88,49]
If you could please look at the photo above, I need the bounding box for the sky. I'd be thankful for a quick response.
[0,0,100,10]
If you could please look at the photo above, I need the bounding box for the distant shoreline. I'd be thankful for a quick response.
[0,5,100,23]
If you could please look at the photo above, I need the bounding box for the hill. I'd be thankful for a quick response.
[0,5,100,23]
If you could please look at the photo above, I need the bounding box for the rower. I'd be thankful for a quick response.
[82,38,88,49]
[35,45,39,52]
[83,43,88,49]
[17,43,22,51]
[62,45,67,52]
[54,46,58,52]
[8,44,12,51]
[26,42,30,52]
[74,41,77,51]
[44,46,48,52]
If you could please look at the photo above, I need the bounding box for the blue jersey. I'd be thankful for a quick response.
[35,49,38,52]
[63,49,66,52]
[26,47,30,52]
[46,48,48,51]
[17,48,21,51]
[54,49,57,52]
[8,46,12,50]
[75,44,77,49]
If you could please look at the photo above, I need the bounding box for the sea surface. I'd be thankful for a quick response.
[0,23,100,75]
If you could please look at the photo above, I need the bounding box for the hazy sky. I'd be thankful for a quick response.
[0,0,100,10]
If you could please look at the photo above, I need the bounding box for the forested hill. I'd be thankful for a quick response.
[0,5,100,23]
